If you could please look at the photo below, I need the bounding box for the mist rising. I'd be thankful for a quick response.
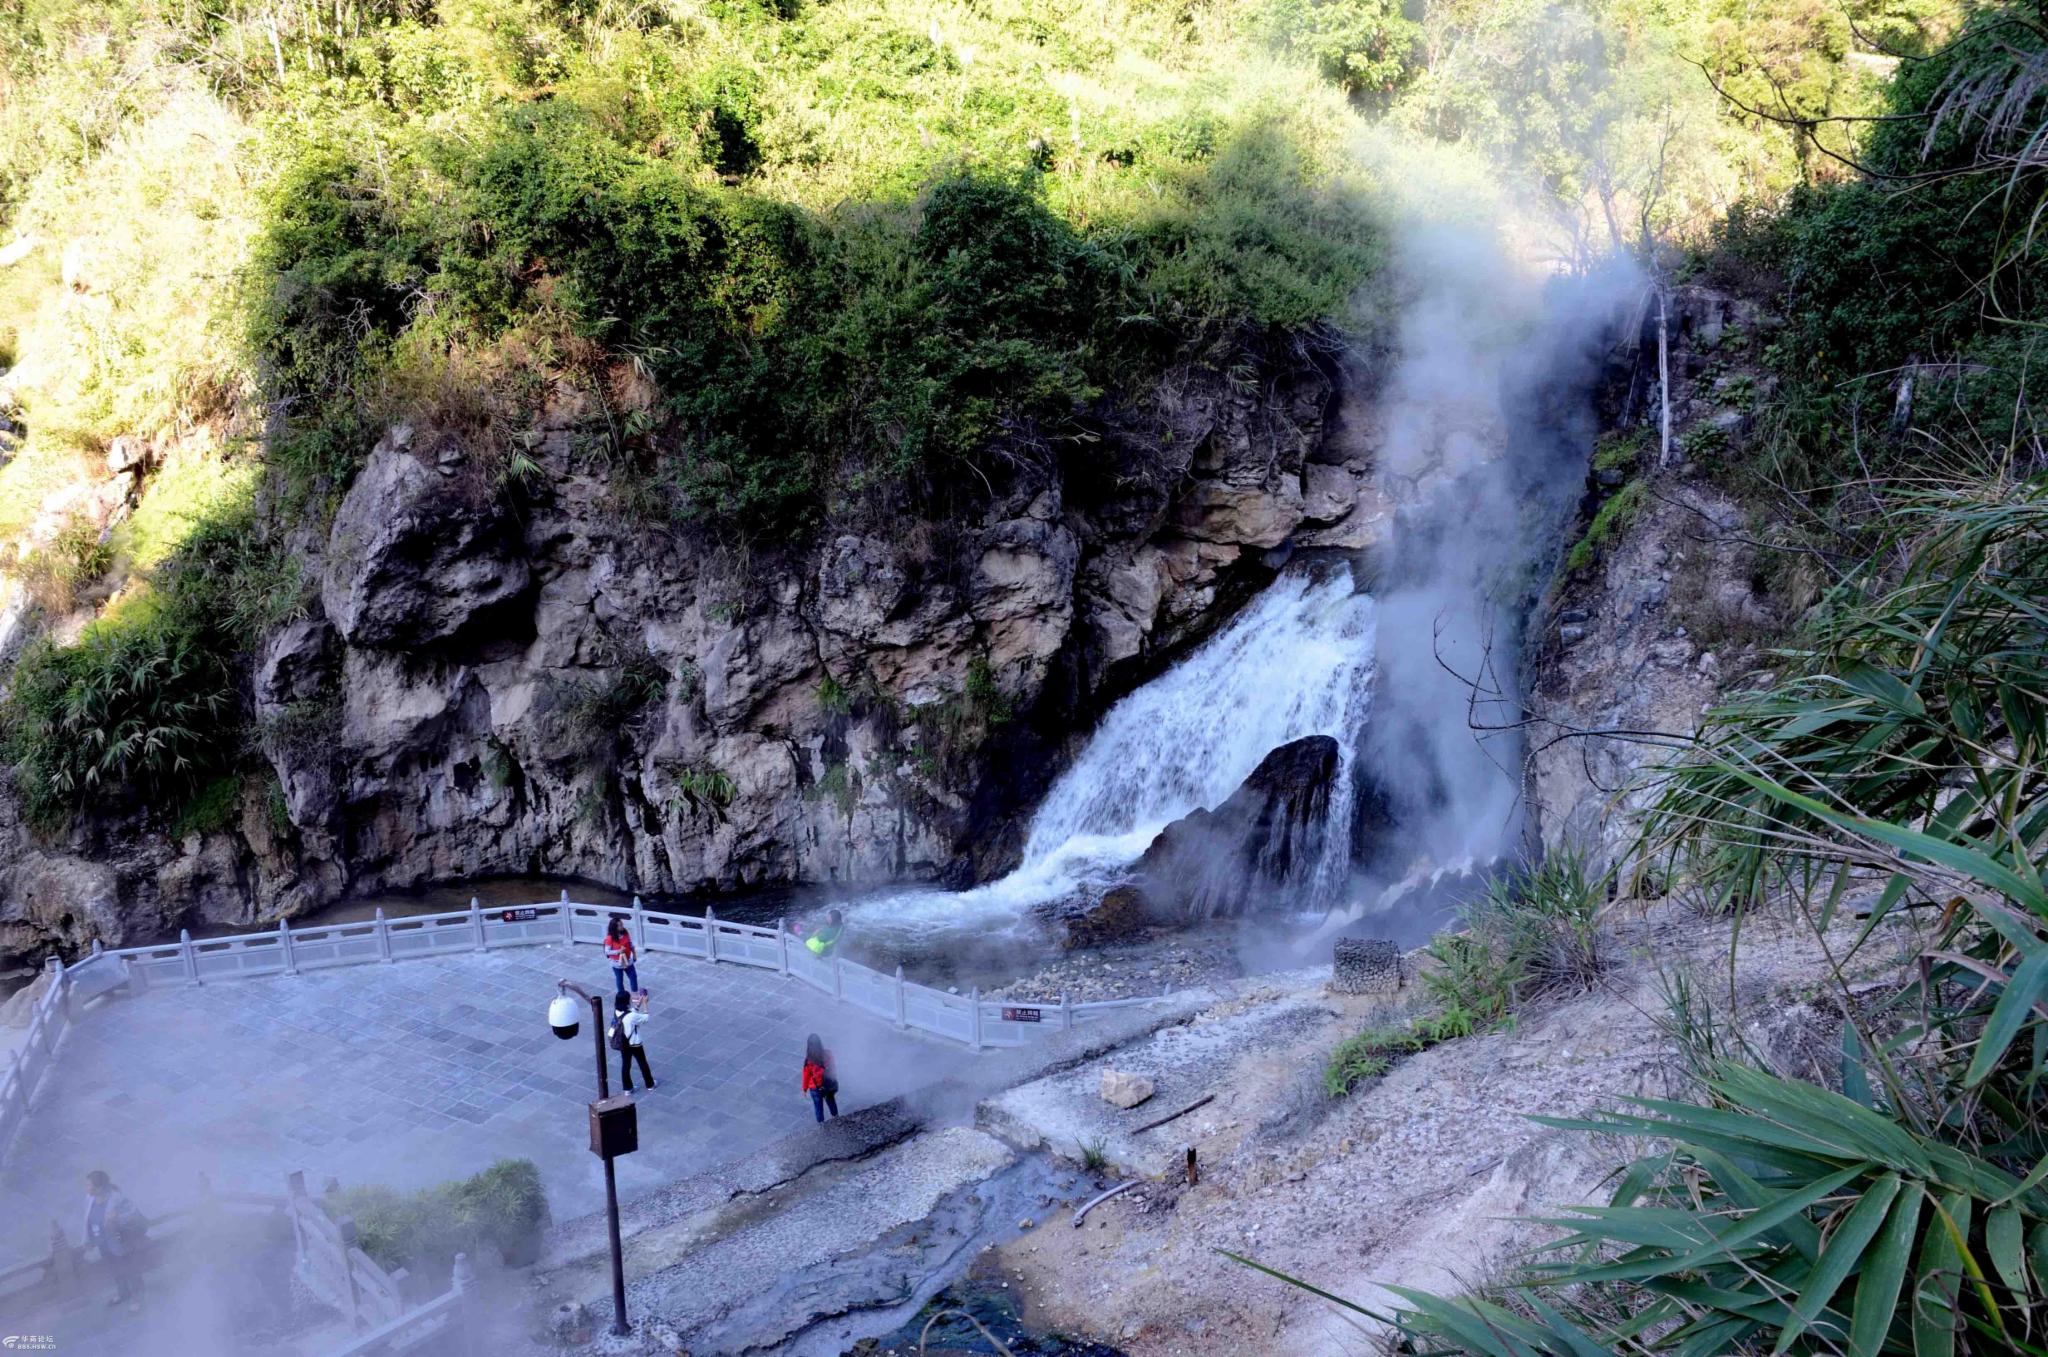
[1326,152,1644,943]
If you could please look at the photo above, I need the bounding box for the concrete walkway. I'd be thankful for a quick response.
[0,943,970,1263]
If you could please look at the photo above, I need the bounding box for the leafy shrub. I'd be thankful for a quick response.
[1417,931,1519,1032]
[1324,1024,1418,1097]
[1471,849,1608,998]
[817,674,853,717]
[4,609,237,829]
[553,653,668,765]
[1260,0,1420,100]
[259,698,343,767]
[265,776,293,837]
[812,760,858,817]
[330,1159,549,1287]
[666,762,735,815]
[169,773,243,839]
[1591,428,1645,473]
[17,515,115,611]
[960,657,1013,727]
[1416,850,1609,1033]
[1678,419,1730,467]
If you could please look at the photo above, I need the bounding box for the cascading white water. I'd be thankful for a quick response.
[847,565,1376,942]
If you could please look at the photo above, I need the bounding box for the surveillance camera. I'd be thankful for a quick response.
[547,994,581,1039]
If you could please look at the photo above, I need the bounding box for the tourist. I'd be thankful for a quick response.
[604,915,639,995]
[802,908,845,959]
[801,1033,839,1121]
[611,992,655,1093]
[82,1169,146,1312]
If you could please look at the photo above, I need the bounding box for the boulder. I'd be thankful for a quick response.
[340,651,461,760]
[0,854,124,955]
[1099,1068,1156,1110]
[322,442,531,649]
[1042,885,1148,951]
[156,834,255,929]
[1082,548,1172,668]
[1134,735,1340,920]
[105,435,149,476]
[1294,472,1395,552]
[549,1301,593,1344]
[813,535,911,639]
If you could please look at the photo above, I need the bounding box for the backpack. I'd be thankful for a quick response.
[609,1020,626,1051]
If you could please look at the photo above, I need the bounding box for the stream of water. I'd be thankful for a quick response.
[843,564,1378,948]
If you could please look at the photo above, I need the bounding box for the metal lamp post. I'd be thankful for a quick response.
[549,979,634,1337]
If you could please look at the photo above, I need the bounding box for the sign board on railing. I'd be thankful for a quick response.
[499,908,538,923]
[1001,1006,1042,1023]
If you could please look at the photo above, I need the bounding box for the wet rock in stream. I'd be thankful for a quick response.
[866,1277,1130,1356]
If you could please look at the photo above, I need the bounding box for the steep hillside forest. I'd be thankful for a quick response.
[3,0,2048,1349]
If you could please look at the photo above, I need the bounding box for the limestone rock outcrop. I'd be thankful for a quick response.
[322,436,532,649]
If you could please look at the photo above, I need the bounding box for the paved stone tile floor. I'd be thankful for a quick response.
[0,944,970,1262]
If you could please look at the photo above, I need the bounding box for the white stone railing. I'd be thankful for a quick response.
[321,1252,479,1357]
[0,954,74,1175]
[1,894,1174,1161]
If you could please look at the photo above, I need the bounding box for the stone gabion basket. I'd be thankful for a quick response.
[1331,938,1402,995]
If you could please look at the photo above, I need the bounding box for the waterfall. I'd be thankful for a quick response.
[1023,567,1375,875]
[849,564,1376,942]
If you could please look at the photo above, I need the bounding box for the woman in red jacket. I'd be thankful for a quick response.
[604,916,639,995]
[801,1033,839,1122]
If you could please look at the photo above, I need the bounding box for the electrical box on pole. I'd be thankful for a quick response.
[589,1096,639,1159]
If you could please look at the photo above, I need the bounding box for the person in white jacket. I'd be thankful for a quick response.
[610,992,656,1092]
[83,1169,146,1311]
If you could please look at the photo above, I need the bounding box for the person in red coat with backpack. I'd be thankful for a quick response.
[801,1034,839,1122]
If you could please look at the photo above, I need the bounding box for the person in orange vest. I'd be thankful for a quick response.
[604,915,639,995]
[801,1033,839,1122]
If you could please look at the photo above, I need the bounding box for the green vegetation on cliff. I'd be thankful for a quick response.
[6,0,1392,538]
[0,0,1397,826]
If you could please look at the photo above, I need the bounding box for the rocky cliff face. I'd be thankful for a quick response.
[1,338,1398,968]
[1528,284,1807,866]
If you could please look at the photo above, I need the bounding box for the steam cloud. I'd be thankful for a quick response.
[1326,139,1645,944]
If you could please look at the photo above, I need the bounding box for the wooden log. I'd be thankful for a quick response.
[1133,1093,1214,1135]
